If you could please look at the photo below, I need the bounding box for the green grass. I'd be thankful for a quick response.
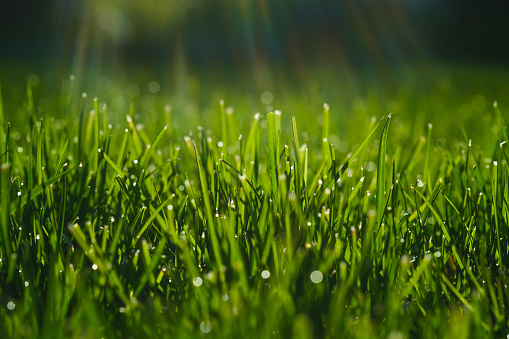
[1,69,509,338]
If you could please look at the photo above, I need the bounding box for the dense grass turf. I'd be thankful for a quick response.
[1,69,509,338]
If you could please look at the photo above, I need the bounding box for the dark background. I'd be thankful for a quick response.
[1,0,508,82]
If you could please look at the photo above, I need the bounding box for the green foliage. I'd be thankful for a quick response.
[0,72,509,339]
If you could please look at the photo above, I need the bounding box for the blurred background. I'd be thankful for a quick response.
[0,0,509,75]
[2,0,509,83]
[1,0,509,138]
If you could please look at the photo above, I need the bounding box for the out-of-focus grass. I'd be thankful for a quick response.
[0,64,509,338]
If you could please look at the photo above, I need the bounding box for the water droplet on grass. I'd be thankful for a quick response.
[366,161,376,172]
[261,270,270,279]
[288,191,296,201]
[310,271,323,284]
[7,302,15,310]
[193,277,203,287]
[387,330,404,339]
[200,320,212,334]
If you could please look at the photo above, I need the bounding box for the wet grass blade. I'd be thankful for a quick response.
[9,168,71,214]
[338,116,384,176]
[126,111,142,157]
[411,184,451,242]
[267,112,278,194]
[492,161,502,266]
[377,114,391,227]
[1,162,11,256]
[220,100,227,145]
[493,101,509,141]
[424,123,432,192]
[103,152,125,178]
[93,98,100,170]
[140,125,168,170]
[193,143,224,276]
[322,103,329,162]
[440,273,473,312]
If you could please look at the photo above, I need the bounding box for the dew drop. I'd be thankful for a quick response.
[200,320,213,334]
[261,270,270,279]
[193,277,203,287]
[310,270,324,284]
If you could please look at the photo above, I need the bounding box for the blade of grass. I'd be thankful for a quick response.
[219,100,227,145]
[492,161,502,266]
[1,162,11,256]
[139,125,168,170]
[267,112,278,194]
[275,110,281,166]
[9,168,72,215]
[424,123,432,192]
[193,143,225,280]
[338,116,385,176]
[493,101,509,142]
[126,112,142,157]
[322,103,330,163]
[103,152,125,178]
[440,273,473,312]
[377,114,391,227]
[93,98,99,170]
[411,184,451,242]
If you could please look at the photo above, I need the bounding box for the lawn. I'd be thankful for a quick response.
[1,64,509,338]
